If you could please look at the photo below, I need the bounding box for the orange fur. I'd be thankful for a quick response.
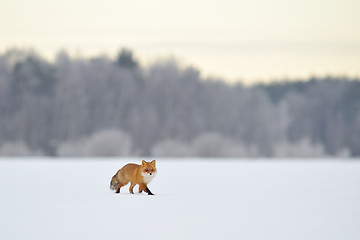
[110,160,157,195]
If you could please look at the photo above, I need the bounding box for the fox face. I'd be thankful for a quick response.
[141,160,157,183]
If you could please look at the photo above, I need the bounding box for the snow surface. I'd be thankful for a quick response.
[1,158,360,240]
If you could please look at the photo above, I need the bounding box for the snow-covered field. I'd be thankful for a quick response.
[1,158,359,240]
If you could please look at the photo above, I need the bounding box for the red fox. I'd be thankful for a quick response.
[110,160,157,195]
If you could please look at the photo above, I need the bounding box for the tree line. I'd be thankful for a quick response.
[0,48,359,157]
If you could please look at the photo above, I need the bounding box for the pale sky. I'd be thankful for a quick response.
[1,0,359,84]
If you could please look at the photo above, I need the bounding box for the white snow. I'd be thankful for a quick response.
[0,158,360,240]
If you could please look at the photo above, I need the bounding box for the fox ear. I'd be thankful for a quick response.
[142,160,146,166]
[151,160,156,165]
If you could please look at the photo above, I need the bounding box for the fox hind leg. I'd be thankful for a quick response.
[115,180,128,194]
[115,184,123,193]
[129,182,136,194]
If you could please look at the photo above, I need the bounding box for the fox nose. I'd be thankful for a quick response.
[150,173,152,175]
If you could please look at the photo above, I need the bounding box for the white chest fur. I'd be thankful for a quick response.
[141,172,156,184]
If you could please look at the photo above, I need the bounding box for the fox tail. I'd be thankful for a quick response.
[110,176,119,190]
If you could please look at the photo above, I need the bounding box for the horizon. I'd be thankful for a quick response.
[1,0,360,84]
[1,47,359,87]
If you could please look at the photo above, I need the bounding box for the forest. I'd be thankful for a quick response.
[0,48,359,157]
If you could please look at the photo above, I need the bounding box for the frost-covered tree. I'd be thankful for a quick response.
[57,129,133,156]
[151,139,193,157]
[0,49,359,157]
[0,141,43,156]
[192,132,251,158]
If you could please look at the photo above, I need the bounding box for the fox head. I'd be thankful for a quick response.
[141,160,157,176]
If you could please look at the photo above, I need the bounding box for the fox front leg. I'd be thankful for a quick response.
[145,185,154,195]
[139,184,153,195]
